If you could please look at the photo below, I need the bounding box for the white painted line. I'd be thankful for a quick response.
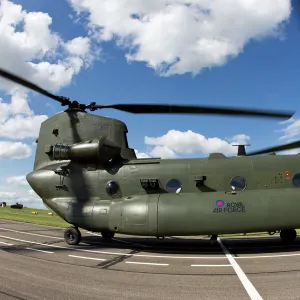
[191,264,231,267]
[217,238,263,300]
[68,255,106,261]
[25,247,54,254]
[87,231,150,248]
[0,234,226,260]
[0,241,13,246]
[0,227,63,240]
[125,261,169,266]
[235,253,300,259]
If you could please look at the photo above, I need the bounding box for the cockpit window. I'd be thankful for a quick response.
[124,132,129,148]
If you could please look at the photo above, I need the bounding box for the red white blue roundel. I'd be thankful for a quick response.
[216,200,224,207]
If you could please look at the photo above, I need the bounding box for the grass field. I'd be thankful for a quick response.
[1,206,299,237]
[0,207,70,228]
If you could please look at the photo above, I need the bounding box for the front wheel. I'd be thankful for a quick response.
[280,229,296,244]
[64,226,81,245]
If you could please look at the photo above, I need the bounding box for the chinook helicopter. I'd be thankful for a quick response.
[1,68,300,246]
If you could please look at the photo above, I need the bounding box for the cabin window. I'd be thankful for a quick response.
[124,132,129,148]
[106,181,119,196]
[230,176,247,191]
[292,174,300,187]
[166,179,182,193]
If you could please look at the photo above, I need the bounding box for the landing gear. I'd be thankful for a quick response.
[280,229,297,243]
[64,226,81,245]
[210,234,218,245]
[101,231,115,240]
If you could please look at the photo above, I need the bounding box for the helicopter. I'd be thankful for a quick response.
[1,67,300,246]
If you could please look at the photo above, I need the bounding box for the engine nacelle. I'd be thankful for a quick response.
[46,136,121,164]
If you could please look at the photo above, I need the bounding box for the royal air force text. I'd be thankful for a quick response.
[213,202,245,213]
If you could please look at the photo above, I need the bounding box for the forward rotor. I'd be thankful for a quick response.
[0,67,295,119]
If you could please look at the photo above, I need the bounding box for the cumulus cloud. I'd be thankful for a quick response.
[134,149,151,158]
[0,92,48,140]
[278,118,300,140]
[68,0,291,76]
[143,129,250,158]
[6,175,28,186]
[0,191,19,199]
[0,188,44,208]
[0,141,32,159]
[0,0,100,93]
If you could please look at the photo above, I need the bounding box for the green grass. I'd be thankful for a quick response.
[0,207,70,228]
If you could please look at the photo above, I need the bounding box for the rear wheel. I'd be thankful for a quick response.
[64,226,81,245]
[280,229,296,243]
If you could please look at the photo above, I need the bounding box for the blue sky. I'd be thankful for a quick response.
[0,0,300,208]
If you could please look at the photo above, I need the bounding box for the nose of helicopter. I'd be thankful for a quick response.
[26,169,53,198]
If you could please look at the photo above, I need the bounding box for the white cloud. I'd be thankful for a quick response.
[278,118,300,140]
[0,92,48,140]
[0,114,48,140]
[134,149,151,158]
[144,129,250,157]
[68,0,291,76]
[0,188,44,208]
[149,145,177,159]
[0,141,32,159]
[0,0,100,93]
[6,175,28,186]
[280,149,300,155]
[0,191,19,199]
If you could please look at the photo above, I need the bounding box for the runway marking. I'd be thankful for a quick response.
[125,261,169,266]
[0,234,226,259]
[68,255,106,261]
[191,264,231,267]
[235,253,300,259]
[0,227,64,240]
[218,238,263,300]
[25,247,54,254]
[88,231,151,248]
[0,241,13,246]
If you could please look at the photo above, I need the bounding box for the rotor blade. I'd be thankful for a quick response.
[247,141,300,156]
[0,68,70,105]
[90,103,294,119]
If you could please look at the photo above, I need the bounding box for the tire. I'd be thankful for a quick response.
[280,229,296,243]
[64,226,81,245]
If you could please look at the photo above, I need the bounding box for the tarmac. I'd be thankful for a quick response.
[1,220,300,299]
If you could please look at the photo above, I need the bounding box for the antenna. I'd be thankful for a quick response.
[232,144,250,156]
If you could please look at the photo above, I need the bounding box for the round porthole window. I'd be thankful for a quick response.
[106,181,119,196]
[230,176,247,191]
[292,173,300,187]
[166,179,182,193]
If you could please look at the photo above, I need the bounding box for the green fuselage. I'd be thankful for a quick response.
[27,153,300,236]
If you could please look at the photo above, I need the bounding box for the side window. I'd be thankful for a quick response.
[230,176,247,191]
[292,173,300,187]
[106,181,120,196]
[166,179,182,193]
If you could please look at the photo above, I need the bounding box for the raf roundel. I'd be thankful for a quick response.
[216,200,225,207]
